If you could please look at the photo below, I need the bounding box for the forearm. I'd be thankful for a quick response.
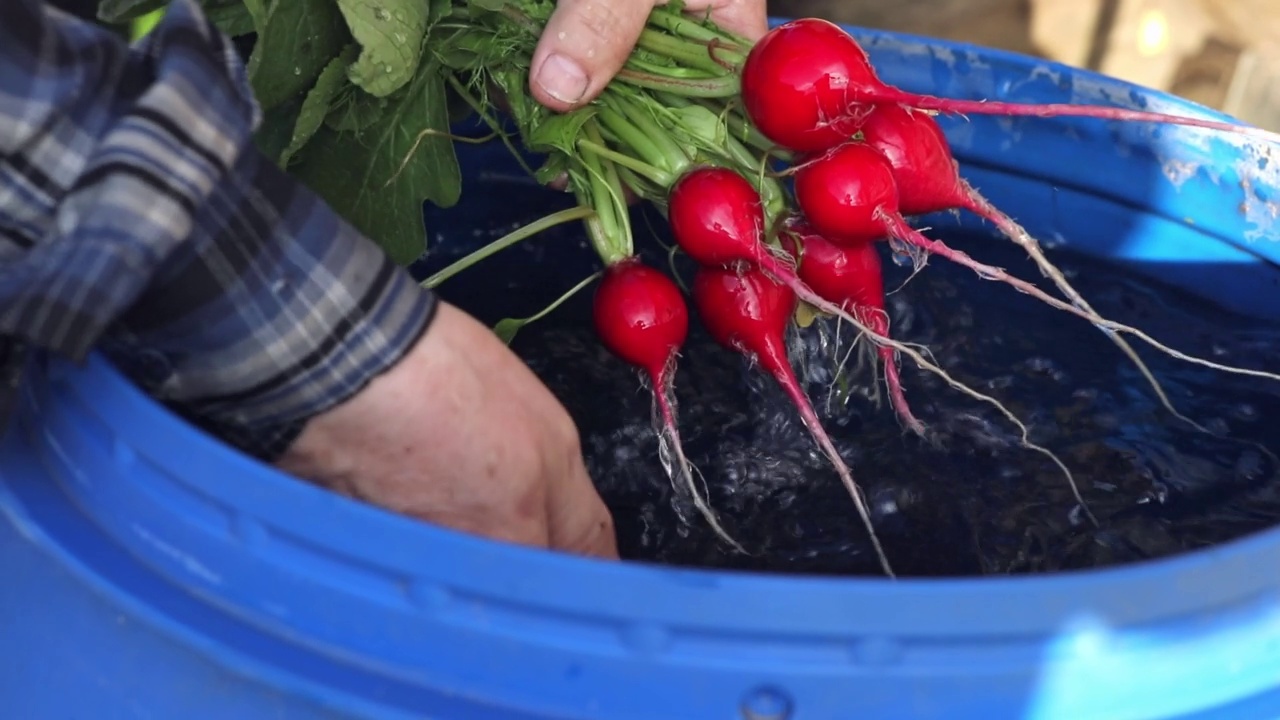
[0,0,439,459]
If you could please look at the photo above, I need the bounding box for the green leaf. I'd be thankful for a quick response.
[325,87,396,133]
[97,0,165,24]
[534,154,569,186]
[253,96,304,165]
[241,0,267,32]
[290,62,461,265]
[493,271,602,345]
[337,0,430,98]
[280,47,357,166]
[429,0,455,20]
[525,108,598,155]
[467,0,509,11]
[246,0,349,111]
[204,2,257,37]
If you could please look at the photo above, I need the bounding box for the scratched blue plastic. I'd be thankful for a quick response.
[3,22,1280,720]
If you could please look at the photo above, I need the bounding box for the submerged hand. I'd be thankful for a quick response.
[529,0,768,112]
[276,302,618,560]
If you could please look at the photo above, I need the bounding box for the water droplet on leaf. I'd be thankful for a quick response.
[374,7,390,20]
[293,66,301,76]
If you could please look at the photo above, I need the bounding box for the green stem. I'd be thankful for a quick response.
[596,102,667,173]
[647,5,753,50]
[445,74,539,181]
[695,98,790,159]
[578,139,672,187]
[610,91,690,176]
[616,69,739,98]
[636,28,733,76]
[422,205,596,288]
[578,120,632,264]
[625,54,722,80]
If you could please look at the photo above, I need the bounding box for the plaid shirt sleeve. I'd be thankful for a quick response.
[0,0,440,459]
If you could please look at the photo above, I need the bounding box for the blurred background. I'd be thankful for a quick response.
[771,0,1280,130]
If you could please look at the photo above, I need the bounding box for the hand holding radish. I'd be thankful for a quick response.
[530,0,768,112]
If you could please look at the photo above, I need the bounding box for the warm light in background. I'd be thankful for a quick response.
[1137,8,1172,57]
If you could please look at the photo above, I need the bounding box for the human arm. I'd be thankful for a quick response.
[0,0,616,558]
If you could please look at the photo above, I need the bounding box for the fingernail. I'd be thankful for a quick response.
[536,53,589,105]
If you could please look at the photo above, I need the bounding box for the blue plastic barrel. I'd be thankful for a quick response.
[4,21,1280,720]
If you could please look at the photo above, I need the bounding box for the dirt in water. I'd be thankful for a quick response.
[419,184,1280,579]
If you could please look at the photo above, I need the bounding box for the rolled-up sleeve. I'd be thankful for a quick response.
[0,0,439,459]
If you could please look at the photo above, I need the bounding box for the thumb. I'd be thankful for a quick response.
[529,0,656,112]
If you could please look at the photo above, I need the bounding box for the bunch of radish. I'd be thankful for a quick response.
[422,10,1280,578]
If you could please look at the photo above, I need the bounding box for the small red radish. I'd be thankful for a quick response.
[779,221,921,435]
[593,257,745,553]
[666,165,773,269]
[860,103,1063,235]
[739,17,877,153]
[857,104,970,218]
[741,18,1280,152]
[856,103,1186,421]
[692,262,894,577]
[791,142,900,247]
[791,140,1157,340]
[667,165,926,403]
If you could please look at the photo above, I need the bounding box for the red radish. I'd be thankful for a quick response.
[667,165,930,409]
[779,221,921,435]
[666,165,774,269]
[738,18,877,153]
[593,257,746,553]
[791,142,900,247]
[741,18,1280,153]
[857,104,971,217]
[692,262,894,576]
[857,102,1192,422]
[791,140,1181,346]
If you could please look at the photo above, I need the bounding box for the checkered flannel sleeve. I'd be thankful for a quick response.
[0,0,439,459]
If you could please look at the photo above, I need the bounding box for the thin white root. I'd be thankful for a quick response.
[884,213,1280,387]
[962,186,1215,435]
[783,275,1100,528]
[650,372,749,555]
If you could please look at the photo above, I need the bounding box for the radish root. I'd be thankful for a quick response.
[760,259,1101,528]
[878,213,1280,386]
[651,367,749,554]
[958,186,1216,435]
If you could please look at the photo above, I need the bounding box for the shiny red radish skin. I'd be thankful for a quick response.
[593,259,747,553]
[779,224,921,435]
[793,142,899,247]
[668,164,918,407]
[593,257,689,381]
[742,18,1280,152]
[857,103,1084,265]
[691,263,894,577]
[858,104,971,217]
[740,17,877,153]
[795,142,1138,342]
[667,166,773,268]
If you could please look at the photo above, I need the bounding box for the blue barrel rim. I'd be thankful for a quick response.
[35,336,1280,637]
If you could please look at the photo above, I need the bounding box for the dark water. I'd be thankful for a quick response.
[418,177,1280,579]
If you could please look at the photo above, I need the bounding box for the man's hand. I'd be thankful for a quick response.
[529,0,768,112]
[276,302,618,559]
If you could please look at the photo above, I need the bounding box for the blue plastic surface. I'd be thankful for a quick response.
[4,21,1280,720]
